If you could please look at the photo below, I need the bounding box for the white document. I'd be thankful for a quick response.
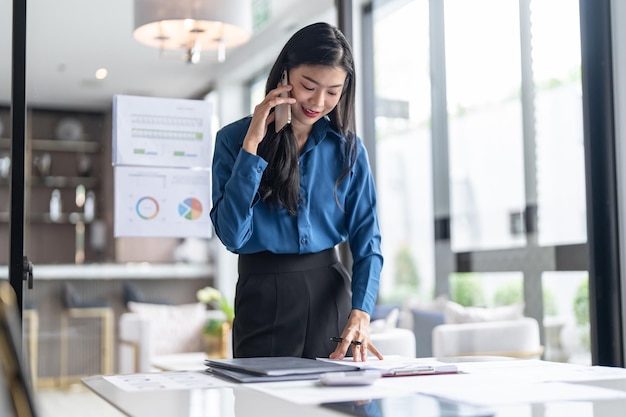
[113,95,213,168]
[316,355,458,376]
[103,371,232,391]
[114,165,212,238]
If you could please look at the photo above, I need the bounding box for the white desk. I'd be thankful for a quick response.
[81,379,343,417]
[83,359,626,417]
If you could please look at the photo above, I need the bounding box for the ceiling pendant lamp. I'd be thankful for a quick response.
[133,0,253,64]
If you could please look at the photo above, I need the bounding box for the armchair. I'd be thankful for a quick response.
[118,302,226,374]
[370,328,416,357]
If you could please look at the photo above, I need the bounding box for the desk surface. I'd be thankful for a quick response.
[83,359,626,417]
[82,378,343,417]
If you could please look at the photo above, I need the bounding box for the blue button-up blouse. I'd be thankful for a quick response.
[210,116,382,315]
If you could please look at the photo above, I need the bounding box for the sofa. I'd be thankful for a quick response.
[432,317,543,358]
[407,297,543,359]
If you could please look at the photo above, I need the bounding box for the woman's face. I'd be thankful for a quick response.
[288,65,347,130]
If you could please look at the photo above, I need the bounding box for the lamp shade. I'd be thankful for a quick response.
[133,0,252,51]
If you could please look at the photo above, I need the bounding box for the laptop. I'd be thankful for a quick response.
[205,356,360,382]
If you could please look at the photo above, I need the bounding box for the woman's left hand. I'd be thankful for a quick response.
[329,309,384,362]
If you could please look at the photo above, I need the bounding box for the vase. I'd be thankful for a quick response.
[203,321,231,358]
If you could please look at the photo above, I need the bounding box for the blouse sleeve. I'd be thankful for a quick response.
[210,127,267,251]
[344,139,383,316]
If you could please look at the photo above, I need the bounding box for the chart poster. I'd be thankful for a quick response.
[113,95,213,168]
[114,165,212,238]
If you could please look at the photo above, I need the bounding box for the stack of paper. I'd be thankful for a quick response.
[316,355,459,377]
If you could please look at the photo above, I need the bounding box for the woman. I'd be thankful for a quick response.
[210,22,383,362]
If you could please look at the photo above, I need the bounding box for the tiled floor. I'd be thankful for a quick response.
[34,385,126,417]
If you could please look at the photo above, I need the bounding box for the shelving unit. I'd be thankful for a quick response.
[0,108,107,263]
[0,137,101,223]
[0,137,101,153]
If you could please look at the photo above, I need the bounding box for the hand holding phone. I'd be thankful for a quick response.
[274,70,292,133]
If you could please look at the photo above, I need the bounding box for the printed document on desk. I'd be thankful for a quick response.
[316,355,458,376]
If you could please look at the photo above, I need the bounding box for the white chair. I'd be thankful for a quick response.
[118,305,226,374]
[432,317,544,359]
[371,328,416,357]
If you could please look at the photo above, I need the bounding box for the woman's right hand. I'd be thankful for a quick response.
[242,83,295,155]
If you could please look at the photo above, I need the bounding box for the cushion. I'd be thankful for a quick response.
[443,301,525,324]
[404,294,448,313]
[371,304,400,322]
[410,308,445,357]
[123,283,146,304]
[123,283,170,305]
[127,301,206,355]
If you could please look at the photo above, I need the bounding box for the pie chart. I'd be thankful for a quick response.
[178,197,203,220]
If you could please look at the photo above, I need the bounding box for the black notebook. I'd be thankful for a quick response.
[205,356,360,382]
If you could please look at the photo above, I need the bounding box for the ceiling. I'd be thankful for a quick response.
[0,0,335,113]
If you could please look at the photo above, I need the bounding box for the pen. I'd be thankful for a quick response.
[388,365,435,376]
[330,337,362,346]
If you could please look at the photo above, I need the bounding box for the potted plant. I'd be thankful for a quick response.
[196,286,234,358]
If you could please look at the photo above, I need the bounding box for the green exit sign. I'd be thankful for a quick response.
[253,0,271,31]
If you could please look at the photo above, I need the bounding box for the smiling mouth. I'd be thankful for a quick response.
[302,106,321,118]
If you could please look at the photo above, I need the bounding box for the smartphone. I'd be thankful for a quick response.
[274,70,291,133]
[318,371,382,386]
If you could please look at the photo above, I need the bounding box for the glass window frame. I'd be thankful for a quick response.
[360,0,604,364]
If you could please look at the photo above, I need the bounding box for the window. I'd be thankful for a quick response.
[366,0,588,363]
[369,0,434,305]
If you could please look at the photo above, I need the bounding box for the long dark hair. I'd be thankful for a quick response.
[257,22,357,215]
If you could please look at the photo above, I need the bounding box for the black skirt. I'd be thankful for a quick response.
[234,247,352,359]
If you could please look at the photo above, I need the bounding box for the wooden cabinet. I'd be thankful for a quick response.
[0,108,107,264]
